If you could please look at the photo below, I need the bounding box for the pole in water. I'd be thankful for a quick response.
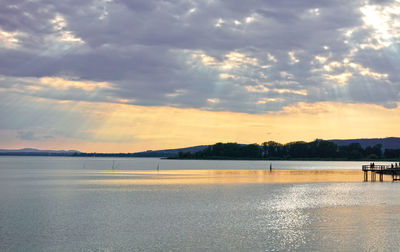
[270,163,272,171]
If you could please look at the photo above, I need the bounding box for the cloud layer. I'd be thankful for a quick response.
[1,0,400,151]
[1,0,400,113]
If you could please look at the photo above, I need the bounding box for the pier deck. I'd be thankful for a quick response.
[362,164,400,182]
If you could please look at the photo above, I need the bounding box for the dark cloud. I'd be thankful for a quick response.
[0,0,399,113]
[17,130,54,141]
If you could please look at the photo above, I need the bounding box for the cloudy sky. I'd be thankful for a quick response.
[1,0,400,152]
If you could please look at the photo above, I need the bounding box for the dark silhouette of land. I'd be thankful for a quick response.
[172,140,400,160]
[329,137,400,150]
[1,137,400,160]
[0,148,80,156]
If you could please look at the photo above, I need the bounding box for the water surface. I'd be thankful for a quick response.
[1,157,399,251]
[0,156,394,171]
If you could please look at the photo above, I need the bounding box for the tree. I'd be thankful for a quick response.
[369,144,382,158]
[316,140,337,158]
[338,143,364,159]
[262,142,267,158]
[265,141,282,158]
[384,148,400,159]
[287,141,308,158]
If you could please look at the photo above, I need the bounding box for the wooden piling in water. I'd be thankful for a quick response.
[364,171,368,182]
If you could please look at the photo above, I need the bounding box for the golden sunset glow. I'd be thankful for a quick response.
[2,94,399,152]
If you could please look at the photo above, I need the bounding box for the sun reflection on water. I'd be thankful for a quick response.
[65,169,365,185]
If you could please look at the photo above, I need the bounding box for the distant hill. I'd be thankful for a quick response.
[327,137,400,150]
[0,146,209,157]
[131,145,208,157]
[0,148,80,156]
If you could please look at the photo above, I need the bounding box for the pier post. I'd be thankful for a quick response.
[364,171,368,182]
[371,172,376,182]
[379,173,383,182]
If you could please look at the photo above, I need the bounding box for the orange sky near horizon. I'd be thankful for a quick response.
[1,97,399,153]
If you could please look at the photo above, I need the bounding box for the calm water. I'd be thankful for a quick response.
[1,157,400,251]
[0,156,394,171]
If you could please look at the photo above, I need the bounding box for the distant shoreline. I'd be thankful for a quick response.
[0,153,399,162]
[167,157,400,161]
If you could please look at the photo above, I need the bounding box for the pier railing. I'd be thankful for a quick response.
[362,165,391,171]
[362,164,400,181]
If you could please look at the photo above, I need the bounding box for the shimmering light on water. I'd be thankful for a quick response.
[26,169,363,185]
[1,157,400,251]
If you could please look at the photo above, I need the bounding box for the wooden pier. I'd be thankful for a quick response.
[362,164,400,182]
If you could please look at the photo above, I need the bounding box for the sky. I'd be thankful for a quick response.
[0,0,400,152]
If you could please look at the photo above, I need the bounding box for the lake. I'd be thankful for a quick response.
[1,156,399,251]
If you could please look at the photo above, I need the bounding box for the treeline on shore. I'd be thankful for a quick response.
[173,140,400,160]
